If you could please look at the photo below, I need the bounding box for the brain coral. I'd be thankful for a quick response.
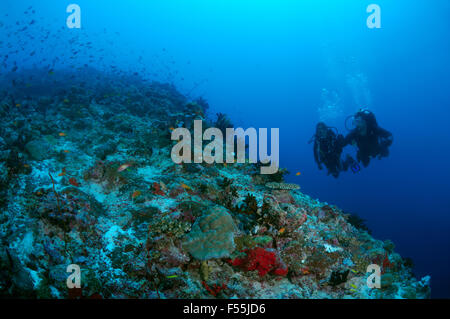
[182,205,237,260]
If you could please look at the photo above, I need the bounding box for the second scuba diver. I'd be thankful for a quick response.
[344,109,393,167]
[312,122,354,178]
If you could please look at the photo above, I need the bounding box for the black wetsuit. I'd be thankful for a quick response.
[344,114,393,167]
[314,128,346,178]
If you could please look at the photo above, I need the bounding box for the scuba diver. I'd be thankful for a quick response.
[344,109,393,167]
[311,122,354,178]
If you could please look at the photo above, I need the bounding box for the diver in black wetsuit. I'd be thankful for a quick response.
[312,122,354,178]
[344,109,393,167]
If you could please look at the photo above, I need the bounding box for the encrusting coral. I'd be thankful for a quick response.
[265,182,300,190]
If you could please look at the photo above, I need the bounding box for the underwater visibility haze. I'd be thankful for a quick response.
[0,0,449,299]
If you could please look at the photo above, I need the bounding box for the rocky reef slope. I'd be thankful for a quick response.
[0,70,430,299]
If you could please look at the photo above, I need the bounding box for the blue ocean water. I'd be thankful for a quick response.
[1,0,449,298]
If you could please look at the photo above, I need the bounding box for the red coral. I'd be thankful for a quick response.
[373,252,394,274]
[68,177,80,187]
[68,287,102,299]
[382,253,394,274]
[201,281,227,297]
[230,247,288,277]
[273,267,288,276]
[152,182,165,196]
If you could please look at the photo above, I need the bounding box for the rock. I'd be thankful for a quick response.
[12,266,35,292]
[25,139,53,161]
[94,141,117,160]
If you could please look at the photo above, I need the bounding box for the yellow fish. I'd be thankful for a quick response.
[279,228,286,234]
[58,167,66,177]
[180,183,191,190]
[296,172,301,176]
[350,284,357,289]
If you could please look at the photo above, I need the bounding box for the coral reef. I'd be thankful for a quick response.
[0,69,430,299]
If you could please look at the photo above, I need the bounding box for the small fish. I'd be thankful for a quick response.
[350,284,357,289]
[350,269,358,274]
[117,163,131,172]
[58,168,66,177]
[59,132,66,137]
[68,177,80,187]
[166,275,178,279]
[63,150,70,153]
[131,190,141,199]
[279,227,286,234]
[169,127,175,131]
[350,289,357,293]
[296,172,301,176]
[15,103,21,107]
[23,164,30,168]
[180,183,191,190]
